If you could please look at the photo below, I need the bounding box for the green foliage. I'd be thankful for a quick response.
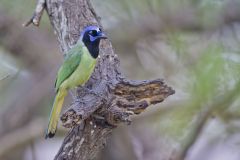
[197,0,225,28]
[166,31,189,59]
[190,45,225,103]
[155,41,240,141]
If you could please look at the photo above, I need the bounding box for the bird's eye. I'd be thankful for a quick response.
[92,30,98,36]
[89,30,98,36]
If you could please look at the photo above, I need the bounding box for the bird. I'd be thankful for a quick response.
[45,25,107,139]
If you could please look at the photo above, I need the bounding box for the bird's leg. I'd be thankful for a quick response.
[69,89,77,101]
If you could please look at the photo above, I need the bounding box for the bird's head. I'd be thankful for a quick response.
[80,26,107,58]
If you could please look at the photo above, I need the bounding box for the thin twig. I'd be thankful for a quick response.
[23,0,46,27]
[0,74,10,81]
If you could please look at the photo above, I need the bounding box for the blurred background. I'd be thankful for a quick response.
[0,0,240,159]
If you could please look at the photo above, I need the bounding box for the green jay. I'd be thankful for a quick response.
[46,26,107,138]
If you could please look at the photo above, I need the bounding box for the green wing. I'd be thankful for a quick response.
[55,45,83,91]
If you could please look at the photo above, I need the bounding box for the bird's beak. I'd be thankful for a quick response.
[89,31,108,42]
[97,32,107,39]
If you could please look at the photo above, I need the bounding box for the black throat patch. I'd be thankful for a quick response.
[82,36,100,59]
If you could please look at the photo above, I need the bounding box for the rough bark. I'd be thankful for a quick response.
[27,0,174,159]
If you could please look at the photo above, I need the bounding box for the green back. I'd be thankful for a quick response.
[55,44,83,91]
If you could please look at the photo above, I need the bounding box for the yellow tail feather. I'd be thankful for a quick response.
[45,89,67,138]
